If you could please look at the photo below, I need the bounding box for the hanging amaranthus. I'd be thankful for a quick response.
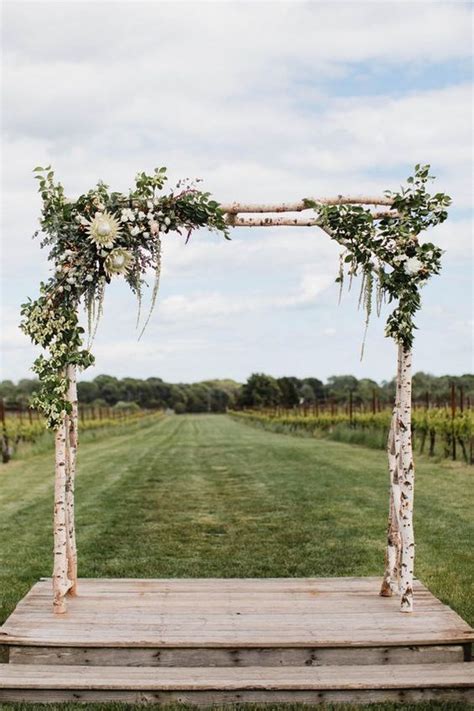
[21,167,229,429]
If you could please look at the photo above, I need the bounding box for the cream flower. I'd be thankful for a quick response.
[404,257,423,275]
[86,212,121,248]
[120,208,135,223]
[104,248,133,276]
[129,225,141,237]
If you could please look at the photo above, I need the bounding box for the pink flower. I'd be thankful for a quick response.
[150,221,160,235]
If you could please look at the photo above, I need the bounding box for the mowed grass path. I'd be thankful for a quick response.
[1,413,472,629]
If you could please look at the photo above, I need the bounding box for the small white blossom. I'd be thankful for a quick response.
[404,257,423,275]
[85,274,94,282]
[160,223,167,232]
[143,232,149,238]
[130,225,140,236]
[138,211,146,220]
[120,208,135,223]
[164,216,171,226]
[147,200,153,209]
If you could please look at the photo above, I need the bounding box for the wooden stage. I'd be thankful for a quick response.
[0,577,473,704]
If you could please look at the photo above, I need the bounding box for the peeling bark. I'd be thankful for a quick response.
[65,364,78,596]
[53,413,72,614]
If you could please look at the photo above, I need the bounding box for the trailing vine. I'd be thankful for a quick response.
[305,165,451,352]
[21,167,228,428]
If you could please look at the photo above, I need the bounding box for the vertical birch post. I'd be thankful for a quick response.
[65,364,78,596]
[53,403,72,614]
[380,347,402,597]
[398,346,415,612]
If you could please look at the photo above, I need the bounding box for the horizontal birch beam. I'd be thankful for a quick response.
[228,210,398,228]
[220,196,394,214]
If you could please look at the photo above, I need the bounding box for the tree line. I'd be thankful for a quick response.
[1,372,473,414]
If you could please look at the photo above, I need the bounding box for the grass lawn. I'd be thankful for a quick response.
[0,413,472,711]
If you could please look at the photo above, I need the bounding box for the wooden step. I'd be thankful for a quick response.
[0,662,472,704]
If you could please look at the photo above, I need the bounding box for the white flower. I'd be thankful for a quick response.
[79,216,89,226]
[147,200,153,210]
[403,257,423,275]
[85,274,94,282]
[129,225,140,236]
[85,211,121,247]
[143,232,149,238]
[392,254,408,265]
[160,223,167,232]
[120,208,135,223]
[105,248,133,276]
[138,211,146,220]
[164,216,171,226]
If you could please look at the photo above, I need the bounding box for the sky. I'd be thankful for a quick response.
[1,0,473,386]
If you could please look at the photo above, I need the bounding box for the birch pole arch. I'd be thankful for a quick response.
[21,164,450,614]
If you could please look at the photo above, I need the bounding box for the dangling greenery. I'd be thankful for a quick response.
[21,167,229,428]
[22,163,450,429]
[305,164,451,352]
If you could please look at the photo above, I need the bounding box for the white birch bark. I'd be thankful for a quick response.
[227,211,397,228]
[398,346,415,612]
[219,195,394,214]
[53,412,72,613]
[380,347,403,596]
[65,364,78,596]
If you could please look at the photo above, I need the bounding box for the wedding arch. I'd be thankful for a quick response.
[21,164,451,615]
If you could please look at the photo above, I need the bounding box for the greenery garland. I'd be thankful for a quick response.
[21,167,228,428]
[305,164,451,353]
[21,164,449,430]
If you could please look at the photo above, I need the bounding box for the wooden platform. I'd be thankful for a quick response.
[0,577,472,703]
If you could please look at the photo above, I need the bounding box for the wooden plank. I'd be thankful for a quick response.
[1,577,472,649]
[0,662,472,690]
[8,644,466,667]
[1,688,473,704]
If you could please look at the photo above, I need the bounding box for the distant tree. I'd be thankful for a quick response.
[325,375,359,403]
[77,380,99,403]
[94,375,121,405]
[302,377,325,401]
[239,373,281,408]
[355,378,381,406]
[276,377,300,408]
[300,383,315,405]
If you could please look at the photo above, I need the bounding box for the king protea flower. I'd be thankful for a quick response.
[105,248,133,276]
[86,212,121,248]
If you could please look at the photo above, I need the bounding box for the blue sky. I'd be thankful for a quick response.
[1,0,472,385]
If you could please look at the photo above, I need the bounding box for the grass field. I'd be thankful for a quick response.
[0,414,472,711]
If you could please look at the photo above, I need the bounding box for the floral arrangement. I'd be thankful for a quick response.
[305,165,451,354]
[21,164,449,430]
[21,167,228,428]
